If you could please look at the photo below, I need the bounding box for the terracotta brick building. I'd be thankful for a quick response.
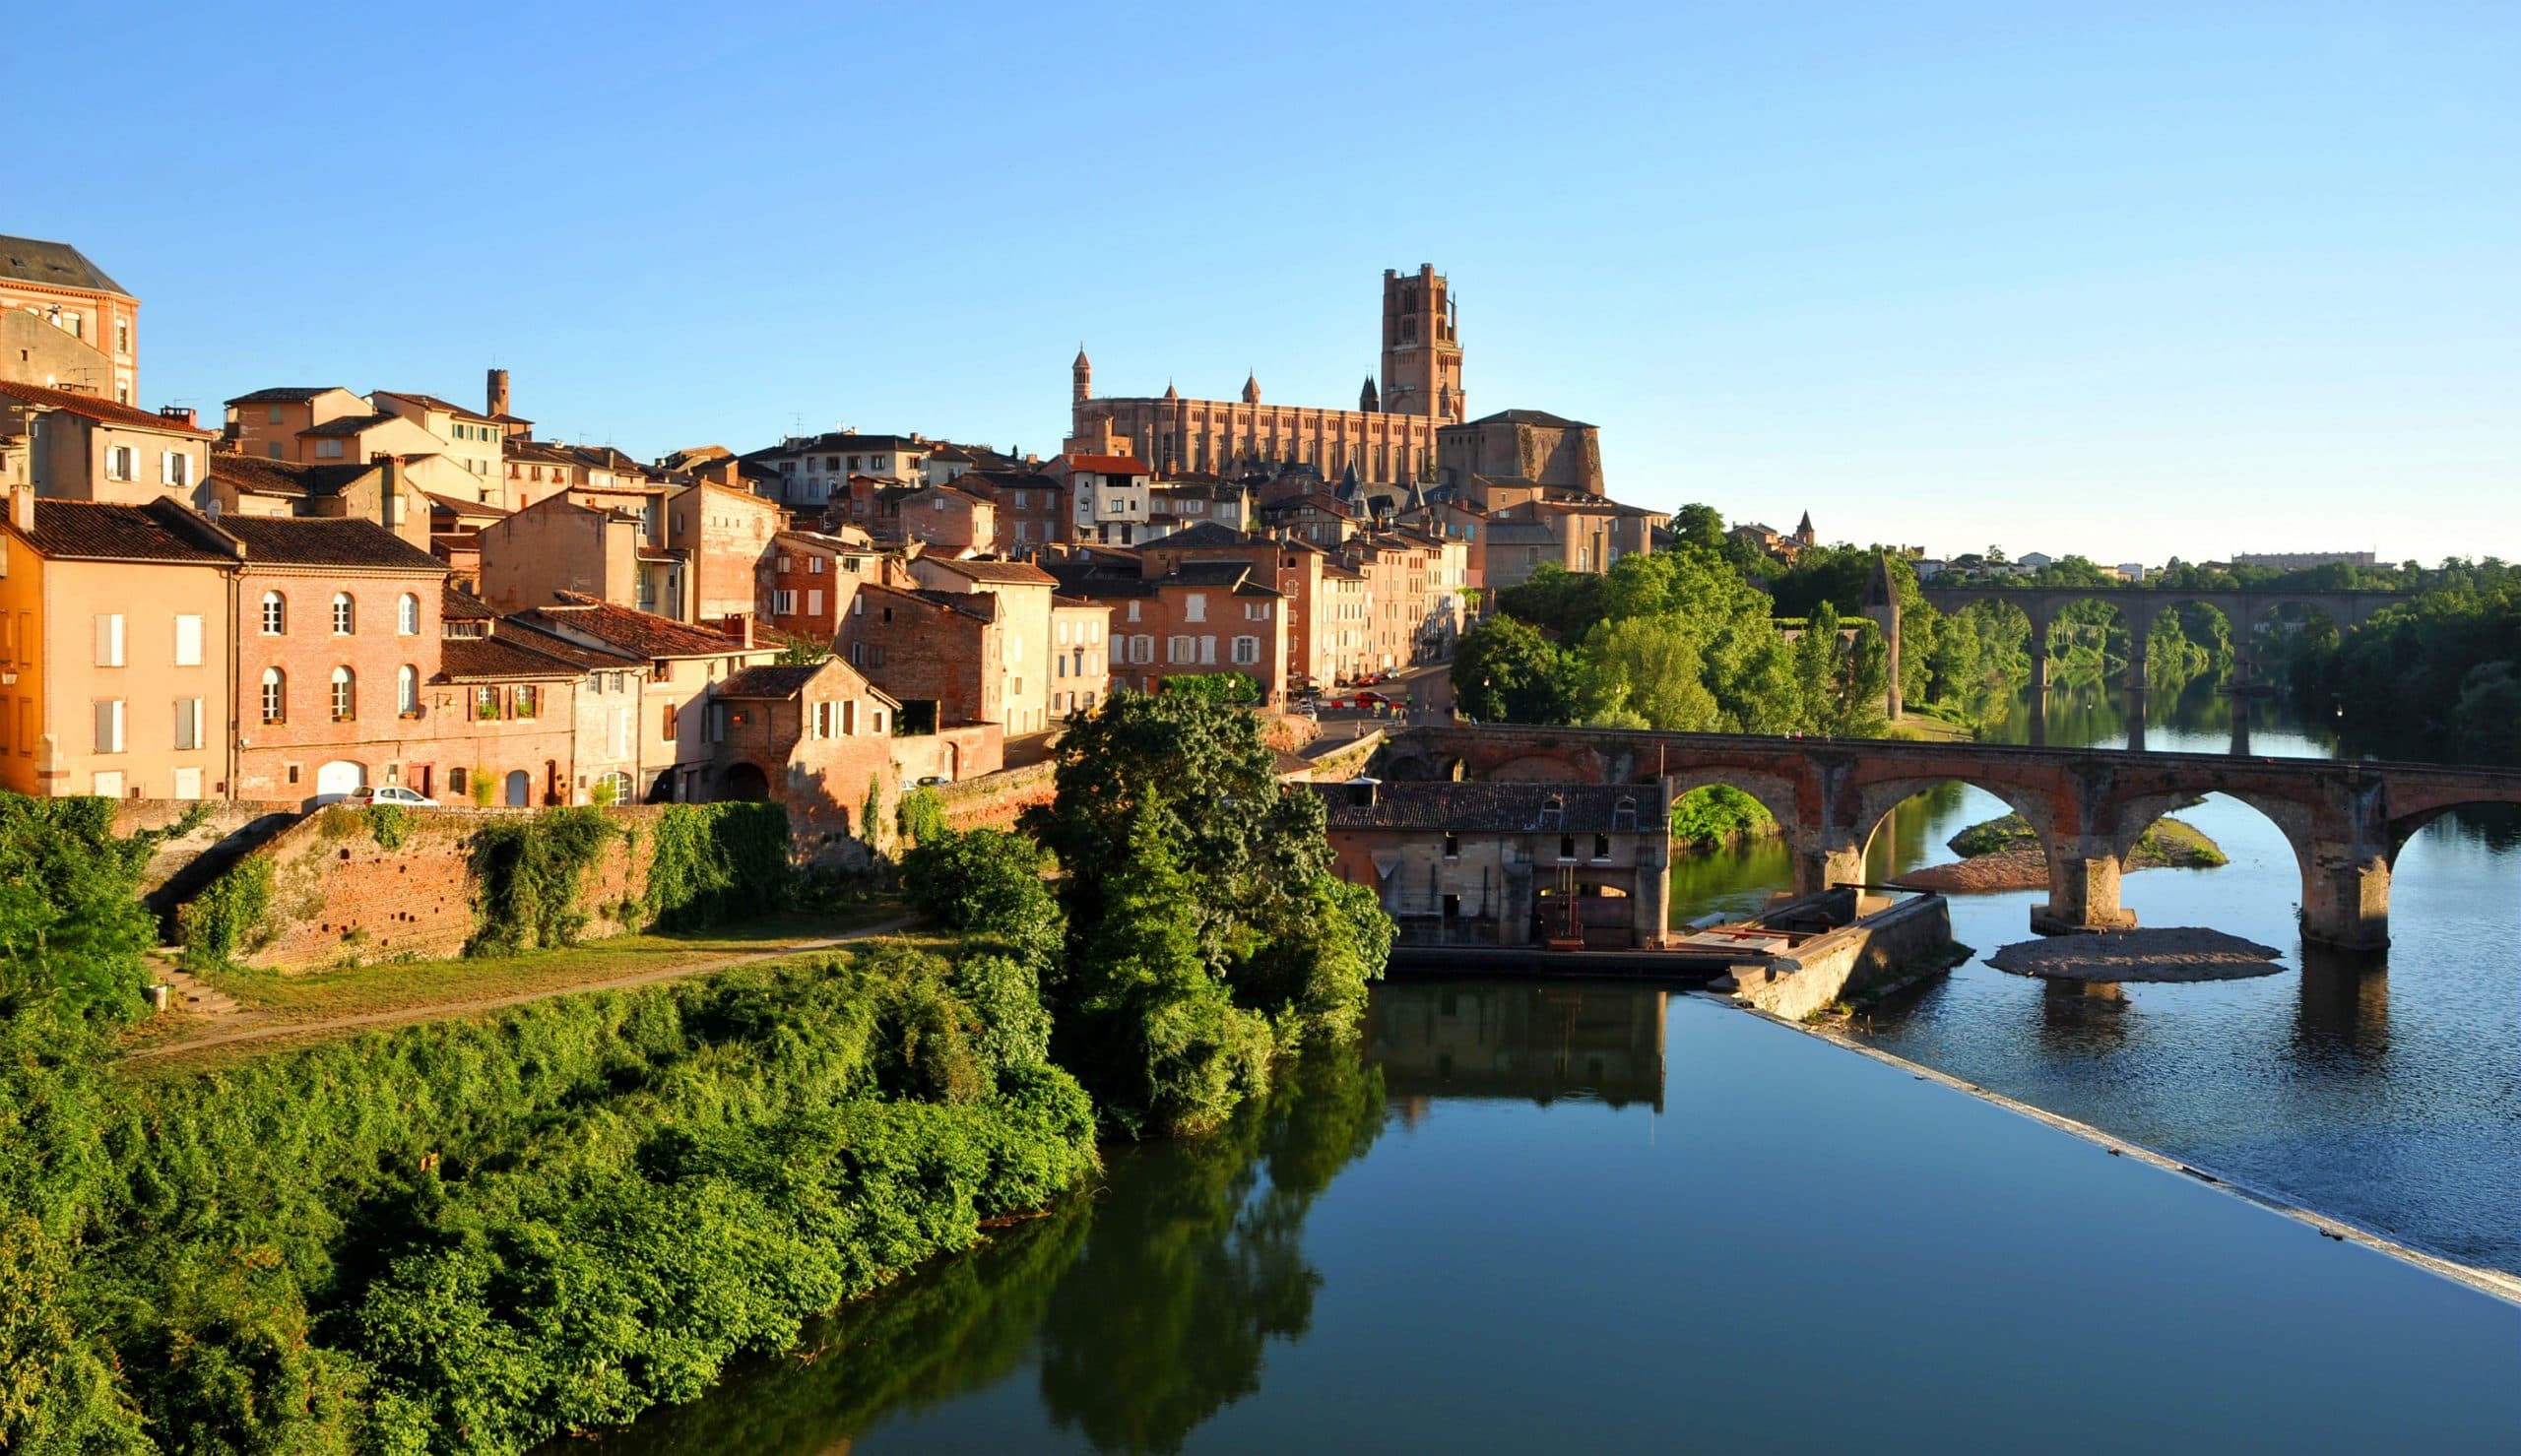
[952,468,1065,552]
[706,659,901,855]
[904,555,1060,734]
[668,480,781,624]
[1067,266,1459,484]
[226,516,453,803]
[514,593,776,804]
[838,581,1002,732]
[761,529,888,645]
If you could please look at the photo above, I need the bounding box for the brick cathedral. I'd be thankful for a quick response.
[1067,265,1465,485]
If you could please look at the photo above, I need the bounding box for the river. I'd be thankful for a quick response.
[570,671,2521,1452]
[1848,674,2521,1279]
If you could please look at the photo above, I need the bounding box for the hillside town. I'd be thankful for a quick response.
[0,241,1693,852]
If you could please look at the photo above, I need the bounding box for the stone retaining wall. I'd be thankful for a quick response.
[934,761,1056,833]
[232,804,666,972]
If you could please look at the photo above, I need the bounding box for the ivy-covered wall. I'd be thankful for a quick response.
[177,802,793,972]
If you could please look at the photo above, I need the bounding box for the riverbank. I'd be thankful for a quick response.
[1898,811,2226,893]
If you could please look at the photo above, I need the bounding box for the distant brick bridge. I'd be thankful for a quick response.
[1372,725,2521,950]
[1910,584,2412,693]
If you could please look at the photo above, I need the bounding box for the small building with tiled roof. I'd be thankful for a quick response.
[703,654,926,860]
[0,235,140,406]
[0,378,216,511]
[905,554,1060,733]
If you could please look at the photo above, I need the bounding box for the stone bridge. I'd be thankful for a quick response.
[1912,584,2411,694]
[1373,725,2521,951]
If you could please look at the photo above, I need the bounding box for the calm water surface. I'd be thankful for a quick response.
[587,981,2521,1454]
[1687,675,2521,1275]
[576,673,2521,1452]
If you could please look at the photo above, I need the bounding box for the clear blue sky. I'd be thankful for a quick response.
[16,2,2515,564]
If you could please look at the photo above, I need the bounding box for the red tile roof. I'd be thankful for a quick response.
[437,635,584,681]
[12,498,236,564]
[1060,454,1149,475]
[0,380,216,437]
[221,516,448,573]
[517,592,748,659]
[917,556,1059,586]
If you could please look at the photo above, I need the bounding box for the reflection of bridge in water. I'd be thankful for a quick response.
[1375,725,2521,952]
[1368,981,1667,1112]
[1906,584,2411,751]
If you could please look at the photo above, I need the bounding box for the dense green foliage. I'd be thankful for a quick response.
[2,831,1098,1456]
[467,806,618,955]
[1158,670,1260,705]
[364,804,413,853]
[899,825,1065,977]
[642,801,795,931]
[2283,569,2521,762]
[1948,810,2227,868]
[1669,785,1777,848]
[176,856,276,973]
[1028,691,1392,1135]
[1459,545,1892,736]
[587,1045,1388,1456]
[0,798,185,1023]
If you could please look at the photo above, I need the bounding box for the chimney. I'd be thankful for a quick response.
[158,405,196,429]
[11,485,32,532]
[486,368,511,419]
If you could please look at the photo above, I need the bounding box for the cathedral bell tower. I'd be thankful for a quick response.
[1379,264,1464,423]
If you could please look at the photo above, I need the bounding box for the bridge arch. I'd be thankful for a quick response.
[2109,789,2320,948]
[1659,766,1800,837]
[1850,774,2068,904]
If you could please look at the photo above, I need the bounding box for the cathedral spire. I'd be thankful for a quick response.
[1242,371,1261,405]
[1360,375,1380,412]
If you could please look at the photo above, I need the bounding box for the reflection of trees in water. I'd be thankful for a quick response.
[1038,1050,1387,1454]
[1863,781,1970,880]
[587,1050,1387,1456]
[587,1196,1091,1455]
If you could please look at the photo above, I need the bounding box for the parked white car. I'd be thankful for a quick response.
[346,785,440,808]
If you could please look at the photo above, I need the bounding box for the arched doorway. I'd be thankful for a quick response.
[314,760,365,802]
[720,762,771,803]
[503,770,532,807]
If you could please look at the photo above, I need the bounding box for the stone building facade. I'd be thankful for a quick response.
[1315,780,1672,950]
[1067,265,1463,485]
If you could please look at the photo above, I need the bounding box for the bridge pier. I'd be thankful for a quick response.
[2301,854,2390,951]
[2230,694,2253,757]
[2031,854,2137,936]
[1636,841,1672,947]
[1792,841,1867,899]
[2124,631,2150,753]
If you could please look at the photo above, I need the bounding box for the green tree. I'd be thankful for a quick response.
[1062,795,1269,1136]
[901,827,1065,979]
[1451,616,1577,724]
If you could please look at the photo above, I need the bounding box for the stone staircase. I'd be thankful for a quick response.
[147,955,241,1019]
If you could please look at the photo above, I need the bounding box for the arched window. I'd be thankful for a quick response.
[330,665,356,721]
[260,591,287,636]
[260,666,285,724]
[331,593,355,636]
[396,665,419,715]
[397,593,420,636]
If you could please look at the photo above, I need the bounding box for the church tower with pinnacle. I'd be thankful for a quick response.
[1380,264,1465,423]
